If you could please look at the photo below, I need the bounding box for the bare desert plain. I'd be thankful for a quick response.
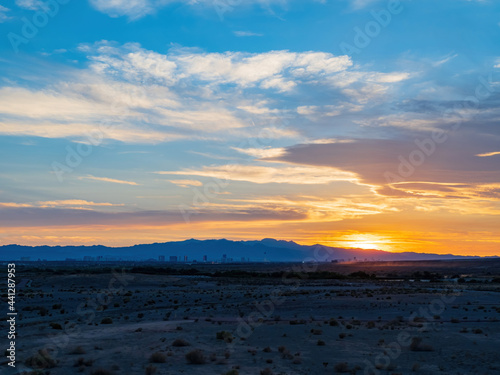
[3,260,500,375]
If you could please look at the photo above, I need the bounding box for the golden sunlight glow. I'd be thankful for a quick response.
[321,233,393,251]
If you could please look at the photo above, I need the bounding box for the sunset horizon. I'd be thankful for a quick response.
[1,0,499,258]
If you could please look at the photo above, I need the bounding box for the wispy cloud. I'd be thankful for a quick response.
[37,200,123,207]
[432,53,458,67]
[0,202,32,208]
[0,200,123,209]
[233,31,264,37]
[476,151,500,157]
[15,0,45,10]
[157,164,358,185]
[78,175,140,185]
[232,147,286,159]
[0,5,10,22]
[349,0,381,10]
[88,0,288,20]
[168,179,203,187]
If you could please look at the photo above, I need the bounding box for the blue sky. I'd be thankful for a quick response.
[0,0,499,254]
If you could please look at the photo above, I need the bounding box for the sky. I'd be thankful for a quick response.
[0,0,499,256]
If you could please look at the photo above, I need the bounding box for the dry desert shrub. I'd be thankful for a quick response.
[334,362,350,373]
[292,357,302,364]
[186,349,206,364]
[145,364,157,375]
[149,352,167,363]
[73,357,93,367]
[91,369,114,375]
[216,331,234,343]
[260,369,273,375]
[172,338,190,347]
[70,346,86,355]
[25,349,57,369]
[100,317,113,324]
[49,322,62,330]
[329,318,339,326]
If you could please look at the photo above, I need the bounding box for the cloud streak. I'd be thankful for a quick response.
[78,175,140,185]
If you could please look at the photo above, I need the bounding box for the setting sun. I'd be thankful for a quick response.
[317,234,393,252]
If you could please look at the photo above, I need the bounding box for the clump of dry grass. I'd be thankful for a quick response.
[409,337,434,352]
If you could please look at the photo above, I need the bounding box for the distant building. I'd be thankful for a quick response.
[241,257,245,262]
[83,256,94,261]
[20,257,30,261]
[169,256,177,262]
[158,255,165,262]
[203,255,207,262]
[222,254,227,263]
[184,255,188,262]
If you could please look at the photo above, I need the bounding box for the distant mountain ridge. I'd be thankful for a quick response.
[0,238,489,262]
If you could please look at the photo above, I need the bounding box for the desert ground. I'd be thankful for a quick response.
[3,260,500,375]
